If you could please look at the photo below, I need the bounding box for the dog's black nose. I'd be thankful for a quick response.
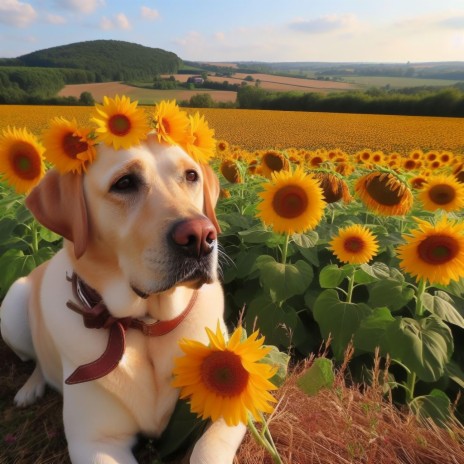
[170,217,217,258]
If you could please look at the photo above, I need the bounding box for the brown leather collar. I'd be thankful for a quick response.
[65,273,199,385]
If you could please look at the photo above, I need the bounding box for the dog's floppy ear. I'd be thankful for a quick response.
[200,164,221,234]
[25,170,89,260]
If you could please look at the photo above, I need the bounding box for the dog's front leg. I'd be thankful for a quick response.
[63,382,138,464]
[190,420,246,464]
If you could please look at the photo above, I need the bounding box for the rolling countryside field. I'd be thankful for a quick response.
[58,82,237,104]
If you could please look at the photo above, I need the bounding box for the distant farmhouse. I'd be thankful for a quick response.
[187,75,204,84]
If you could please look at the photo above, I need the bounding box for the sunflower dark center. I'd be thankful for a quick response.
[404,160,416,170]
[417,235,459,265]
[11,142,41,180]
[108,114,131,136]
[317,175,343,203]
[428,184,456,205]
[264,153,284,171]
[344,236,365,253]
[221,160,241,183]
[62,133,88,159]
[365,175,403,206]
[201,350,249,397]
[272,185,308,219]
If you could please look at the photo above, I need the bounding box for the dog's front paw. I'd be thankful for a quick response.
[14,364,46,407]
[190,420,246,464]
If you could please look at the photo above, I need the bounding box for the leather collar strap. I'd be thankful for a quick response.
[65,273,198,385]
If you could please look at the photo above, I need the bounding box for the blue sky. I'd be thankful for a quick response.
[1,0,464,62]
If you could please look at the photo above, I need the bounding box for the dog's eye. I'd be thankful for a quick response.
[110,174,139,193]
[185,169,199,183]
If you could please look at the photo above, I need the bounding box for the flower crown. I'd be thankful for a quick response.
[0,96,216,194]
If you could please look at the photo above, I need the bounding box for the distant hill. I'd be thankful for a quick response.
[5,40,182,82]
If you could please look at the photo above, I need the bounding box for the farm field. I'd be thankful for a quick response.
[1,105,463,154]
[345,75,463,89]
[58,82,237,104]
[169,72,358,93]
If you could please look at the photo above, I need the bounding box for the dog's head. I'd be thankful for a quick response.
[26,135,221,296]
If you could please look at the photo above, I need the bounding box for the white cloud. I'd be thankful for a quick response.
[46,14,66,25]
[100,13,131,31]
[56,0,105,14]
[100,16,113,30]
[116,13,131,30]
[214,32,225,41]
[0,0,37,28]
[141,6,160,21]
[289,14,358,35]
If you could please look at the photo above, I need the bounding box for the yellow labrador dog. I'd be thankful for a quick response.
[1,136,245,463]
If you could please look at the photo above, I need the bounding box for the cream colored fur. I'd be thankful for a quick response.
[0,137,245,464]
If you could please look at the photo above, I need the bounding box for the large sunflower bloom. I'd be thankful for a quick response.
[172,324,277,427]
[0,127,45,194]
[257,167,326,235]
[397,217,464,286]
[92,95,149,150]
[418,174,464,213]
[183,112,216,164]
[355,171,413,216]
[152,100,190,146]
[42,117,96,174]
[329,224,379,265]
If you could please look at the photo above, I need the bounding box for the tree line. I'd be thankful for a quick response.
[236,85,464,117]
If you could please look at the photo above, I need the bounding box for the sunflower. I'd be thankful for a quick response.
[92,95,149,150]
[355,171,413,216]
[152,99,190,146]
[397,217,464,285]
[329,224,379,265]
[220,159,242,183]
[0,127,45,194]
[172,323,277,426]
[257,167,326,235]
[42,117,96,174]
[418,174,464,213]
[313,172,352,204]
[182,112,216,164]
[260,150,289,178]
[409,175,428,190]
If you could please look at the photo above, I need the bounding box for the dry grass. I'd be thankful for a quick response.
[2,336,464,464]
[236,366,464,464]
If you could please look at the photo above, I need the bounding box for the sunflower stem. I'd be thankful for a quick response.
[405,278,427,403]
[346,270,355,303]
[247,416,283,464]
[414,278,427,318]
[281,233,290,264]
[31,219,39,255]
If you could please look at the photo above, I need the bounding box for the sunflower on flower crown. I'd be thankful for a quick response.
[0,96,216,194]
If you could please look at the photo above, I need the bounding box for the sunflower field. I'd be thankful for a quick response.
[1,102,464,433]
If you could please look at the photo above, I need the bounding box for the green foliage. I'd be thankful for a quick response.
[0,185,61,299]
[17,40,181,82]
[236,85,464,117]
[215,159,464,425]
[188,93,215,108]
[297,358,335,396]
